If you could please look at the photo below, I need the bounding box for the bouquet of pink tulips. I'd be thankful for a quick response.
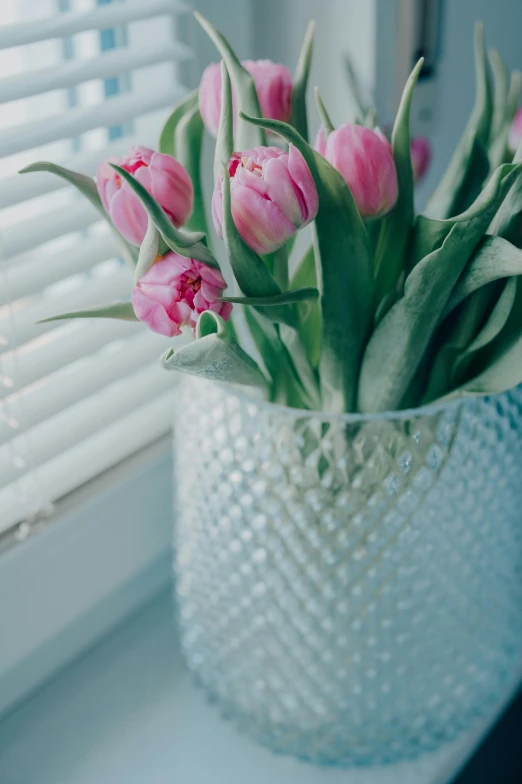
[20,15,522,414]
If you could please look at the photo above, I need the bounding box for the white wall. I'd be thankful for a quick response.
[252,0,377,140]
[389,0,522,205]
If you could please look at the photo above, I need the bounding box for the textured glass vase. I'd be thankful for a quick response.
[173,376,522,767]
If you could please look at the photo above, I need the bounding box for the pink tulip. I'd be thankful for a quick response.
[315,123,398,218]
[199,60,292,137]
[410,136,432,183]
[212,145,319,255]
[509,107,522,153]
[132,252,232,338]
[97,146,193,246]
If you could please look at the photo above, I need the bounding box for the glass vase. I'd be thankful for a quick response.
[173,376,522,767]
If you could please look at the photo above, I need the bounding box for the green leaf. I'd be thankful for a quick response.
[220,163,296,327]
[453,277,517,381]
[159,89,198,157]
[290,244,321,368]
[507,69,522,123]
[290,21,315,142]
[488,48,509,170]
[411,162,522,266]
[426,22,492,219]
[241,113,373,412]
[489,138,522,244]
[373,58,423,303]
[19,161,138,266]
[134,217,160,283]
[436,280,522,401]
[314,87,335,135]
[37,301,137,324]
[220,288,318,306]
[110,164,219,269]
[445,235,522,314]
[174,103,207,235]
[214,61,234,181]
[343,55,372,123]
[194,11,265,149]
[357,166,522,413]
[162,311,268,390]
[278,323,321,410]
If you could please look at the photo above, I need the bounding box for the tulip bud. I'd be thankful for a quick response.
[509,107,522,154]
[199,60,292,138]
[97,146,193,246]
[315,123,398,218]
[132,252,232,338]
[410,136,432,183]
[212,145,319,255]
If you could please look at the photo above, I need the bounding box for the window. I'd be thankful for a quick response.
[0,0,192,538]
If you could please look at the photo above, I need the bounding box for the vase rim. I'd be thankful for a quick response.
[190,377,499,424]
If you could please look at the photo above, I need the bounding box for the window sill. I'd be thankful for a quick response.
[0,436,173,719]
[0,590,520,784]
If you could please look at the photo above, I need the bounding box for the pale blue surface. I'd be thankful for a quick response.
[0,592,510,784]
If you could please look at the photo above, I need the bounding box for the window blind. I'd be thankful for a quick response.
[0,0,192,536]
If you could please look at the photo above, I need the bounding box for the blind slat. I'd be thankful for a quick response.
[3,202,100,258]
[0,331,170,444]
[0,390,175,535]
[1,320,143,398]
[0,41,192,104]
[0,362,173,488]
[0,0,190,529]
[4,229,118,301]
[0,85,185,158]
[0,262,132,353]
[0,132,159,210]
[0,0,189,50]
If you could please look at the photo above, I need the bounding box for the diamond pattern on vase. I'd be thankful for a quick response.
[173,378,522,767]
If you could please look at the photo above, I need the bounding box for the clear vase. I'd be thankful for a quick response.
[173,376,522,767]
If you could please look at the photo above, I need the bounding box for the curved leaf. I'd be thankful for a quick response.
[110,164,219,268]
[357,165,522,413]
[220,288,318,306]
[426,22,492,219]
[134,217,160,283]
[488,48,509,169]
[174,103,207,235]
[445,235,522,314]
[241,112,373,412]
[343,55,372,124]
[194,11,265,149]
[37,301,137,324]
[436,281,522,401]
[159,88,198,157]
[411,162,522,265]
[290,244,321,368]
[453,277,517,380]
[162,311,268,390]
[214,61,234,181]
[374,58,423,303]
[314,87,335,135]
[291,21,315,141]
[19,161,138,266]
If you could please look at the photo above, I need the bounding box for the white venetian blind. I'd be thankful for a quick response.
[0,0,192,536]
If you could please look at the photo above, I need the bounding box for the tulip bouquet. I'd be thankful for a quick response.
[20,16,522,414]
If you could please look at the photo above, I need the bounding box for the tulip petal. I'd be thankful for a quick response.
[132,287,181,337]
[231,183,296,254]
[262,156,304,226]
[110,186,148,246]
